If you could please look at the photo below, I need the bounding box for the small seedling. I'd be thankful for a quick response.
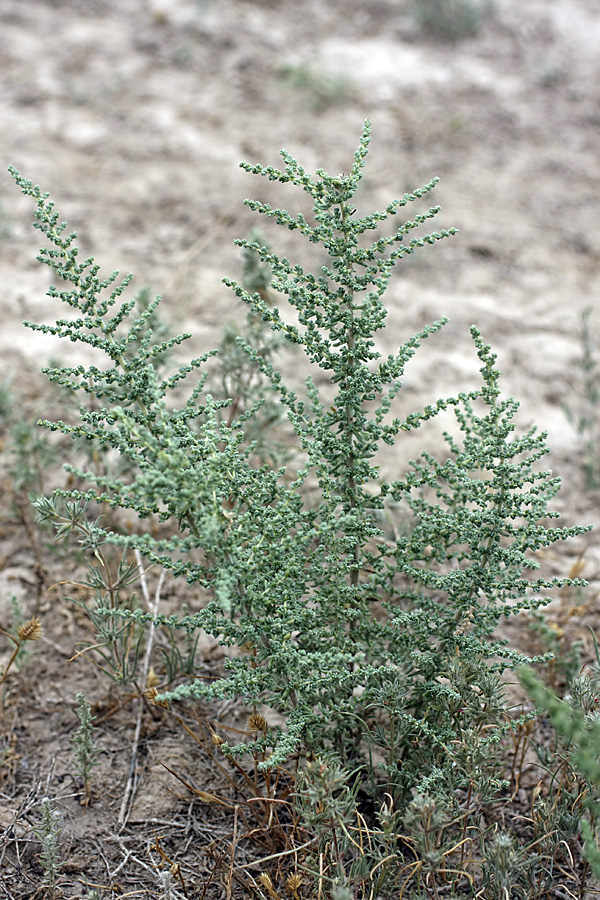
[33,796,63,895]
[71,692,99,806]
[81,884,102,900]
[565,306,600,488]
[411,0,493,40]
[278,63,351,111]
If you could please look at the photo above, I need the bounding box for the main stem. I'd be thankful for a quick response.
[338,200,361,630]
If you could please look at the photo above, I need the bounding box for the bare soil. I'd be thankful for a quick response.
[1,0,600,897]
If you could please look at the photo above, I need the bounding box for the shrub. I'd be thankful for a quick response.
[9,119,589,896]
[411,0,493,40]
[565,306,600,489]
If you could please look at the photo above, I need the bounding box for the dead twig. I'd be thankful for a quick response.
[118,553,165,827]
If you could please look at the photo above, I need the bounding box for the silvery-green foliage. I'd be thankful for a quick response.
[412,0,493,40]
[33,797,62,889]
[564,306,600,488]
[520,666,600,880]
[481,832,520,899]
[71,692,99,799]
[9,121,586,796]
[205,227,289,465]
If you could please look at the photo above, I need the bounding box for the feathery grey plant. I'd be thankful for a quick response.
[33,797,62,893]
[9,119,587,812]
[482,832,520,899]
[81,885,102,900]
[565,306,600,489]
[205,227,289,464]
[33,496,150,687]
[71,691,99,804]
[520,664,600,881]
[411,0,493,40]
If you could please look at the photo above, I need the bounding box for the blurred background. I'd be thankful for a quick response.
[1,0,599,487]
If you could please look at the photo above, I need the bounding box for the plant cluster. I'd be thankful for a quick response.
[7,120,595,897]
[565,306,600,489]
[278,64,352,111]
[71,691,99,805]
[32,796,63,896]
[411,0,494,40]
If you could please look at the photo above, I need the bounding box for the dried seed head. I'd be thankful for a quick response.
[247,713,268,734]
[146,667,159,689]
[286,873,303,894]
[17,617,42,643]
[144,686,169,709]
[258,873,280,899]
[569,555,586,580]
[454,608,474,636]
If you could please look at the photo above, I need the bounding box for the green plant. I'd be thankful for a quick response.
[205,228,290,465]
[9,419,55,495]
[71,692,99,805]
[520,663,600,884]
[33,796,63,895]
[0,374,58,606]
[528,607,584,693]
[565,306,600,489]
[0,374,13,426]
[411,0,493,40]
[0,194,12,241]
[9,120,589,896]
[481,832,520,899]
[34,496,149,687]
[278,64,351,111]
